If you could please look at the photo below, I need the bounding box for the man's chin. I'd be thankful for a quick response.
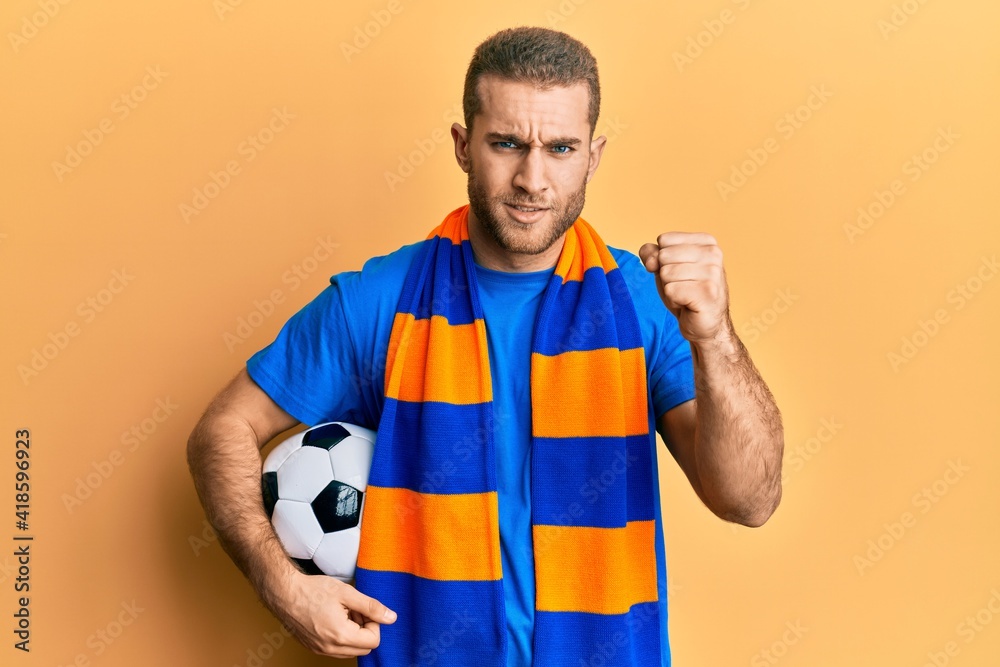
[498,224,564,256]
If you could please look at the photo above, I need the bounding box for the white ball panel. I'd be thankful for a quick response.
[261,430,306,473]
[327,436,375,492]
[271,499,324,559]
[312,528,361,579]
[338,422,377,442]
[277,447,334,502]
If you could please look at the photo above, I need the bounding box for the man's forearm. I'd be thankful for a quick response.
[689,323,784,526]
[186,414,298,610]
[186,399,396,657]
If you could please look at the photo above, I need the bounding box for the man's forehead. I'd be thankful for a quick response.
[475,75,590,132]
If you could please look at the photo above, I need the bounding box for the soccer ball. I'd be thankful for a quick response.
[261,421,375,581]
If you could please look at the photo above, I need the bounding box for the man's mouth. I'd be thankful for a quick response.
[503,203,548,223]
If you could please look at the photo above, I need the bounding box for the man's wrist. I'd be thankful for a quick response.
[690,318,742,361]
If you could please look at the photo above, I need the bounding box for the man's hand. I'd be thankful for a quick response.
[275,572,397,658]
[185,368,397,657]
[639,232,734,345]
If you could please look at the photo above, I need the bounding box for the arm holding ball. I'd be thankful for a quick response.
[185,367,396,658]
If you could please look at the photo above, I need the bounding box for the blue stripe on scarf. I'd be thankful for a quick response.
[402,239,477,324]
[366,397,496,495]
[533,602,664,667]
[530,434,656,526]
[360,569,509,665]
[532,267,644,355]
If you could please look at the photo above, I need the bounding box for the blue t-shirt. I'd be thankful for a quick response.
[246,239,696,667]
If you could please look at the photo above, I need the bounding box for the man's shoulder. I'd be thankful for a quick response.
[333,240,423,294]
[607,245,642,273]
[321,241,425,335]
[342,240,423,281]
[607,245,654,293]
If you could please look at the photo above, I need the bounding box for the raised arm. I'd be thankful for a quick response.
[186,367,396,657]
[639,234,783,527]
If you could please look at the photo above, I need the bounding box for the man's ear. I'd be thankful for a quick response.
[585,134,608,184]
[452,122,471,173]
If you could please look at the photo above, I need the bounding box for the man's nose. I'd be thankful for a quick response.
[511,147,548,194]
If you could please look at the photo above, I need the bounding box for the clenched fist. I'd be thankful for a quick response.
[638,232,734,345]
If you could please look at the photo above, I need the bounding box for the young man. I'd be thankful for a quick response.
[187,26,783,667]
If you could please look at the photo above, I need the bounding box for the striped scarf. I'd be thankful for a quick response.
[355,203,663,666]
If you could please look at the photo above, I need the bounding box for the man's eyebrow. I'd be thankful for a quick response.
[482,132,583,147]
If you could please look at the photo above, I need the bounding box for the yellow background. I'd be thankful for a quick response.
[3,0,998,665]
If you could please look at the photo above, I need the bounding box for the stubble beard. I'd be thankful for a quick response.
[466,158,587,257]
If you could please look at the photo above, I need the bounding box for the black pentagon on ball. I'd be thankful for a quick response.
[302,423,351,451]
[293,557,324,576]
[261,471,279,519]
[311,480,363,532]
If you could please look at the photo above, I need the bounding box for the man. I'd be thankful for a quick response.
[187,26,783,667]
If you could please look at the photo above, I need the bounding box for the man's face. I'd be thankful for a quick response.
[452,75,606,269]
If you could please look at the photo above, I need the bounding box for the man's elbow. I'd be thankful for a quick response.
[712,485,782,528]
[185,414,212,472]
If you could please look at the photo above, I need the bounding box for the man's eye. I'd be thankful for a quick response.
[552,145,572,154]
[497,141,517,149]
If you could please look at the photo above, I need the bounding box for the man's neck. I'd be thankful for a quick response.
[467,207,564,273]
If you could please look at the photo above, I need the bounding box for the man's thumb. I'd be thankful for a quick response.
[348,589,397,624]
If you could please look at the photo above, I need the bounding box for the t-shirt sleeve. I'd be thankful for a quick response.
[614,249,696,420]
[649,307,697,421]
[245,277,366,428]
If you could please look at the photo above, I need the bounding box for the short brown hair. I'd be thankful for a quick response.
[462,26,601,137]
